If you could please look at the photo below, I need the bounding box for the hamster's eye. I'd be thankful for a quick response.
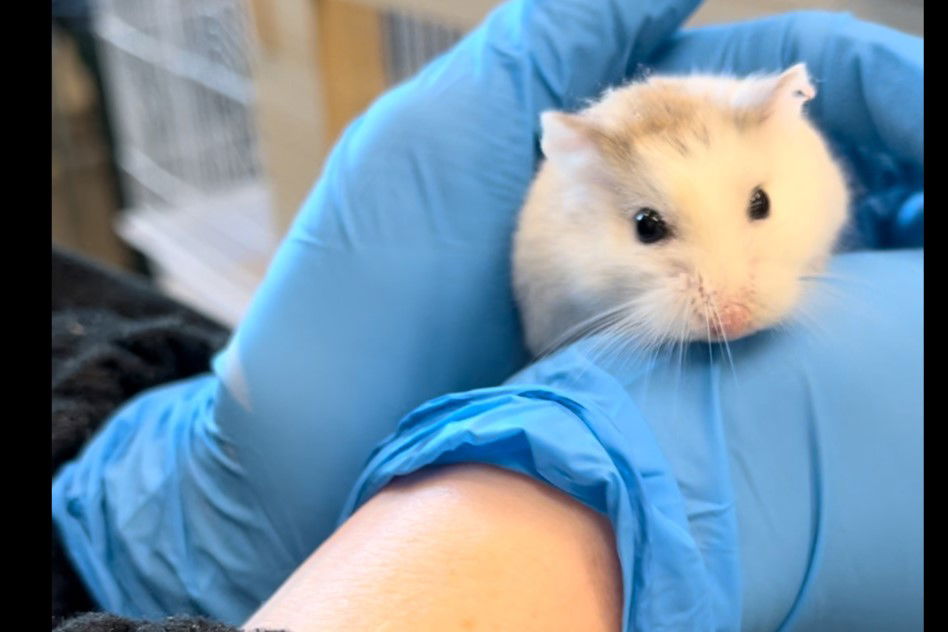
[748,187,770,221]
[634,208,670,244]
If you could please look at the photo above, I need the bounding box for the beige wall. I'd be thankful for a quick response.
[315,0,924,33]
[245,1,329,237]
[247,0,391,236]
[689,0,922,34]
[52,29,132,269]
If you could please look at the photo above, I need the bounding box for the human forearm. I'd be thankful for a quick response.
[243,464,622,632]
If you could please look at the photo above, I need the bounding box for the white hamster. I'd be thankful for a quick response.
[512,64,849,357]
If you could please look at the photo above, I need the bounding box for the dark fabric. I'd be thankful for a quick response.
[51,248,230,478]
[51,247,238,630]
[52,612,283,632]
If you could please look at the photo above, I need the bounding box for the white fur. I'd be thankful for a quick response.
[513,65,849,356]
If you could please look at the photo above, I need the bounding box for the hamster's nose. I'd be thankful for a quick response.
[713,304,751,339]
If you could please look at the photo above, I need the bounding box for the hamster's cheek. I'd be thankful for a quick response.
[650,290,700,342]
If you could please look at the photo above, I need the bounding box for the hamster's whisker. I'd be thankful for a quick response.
[535,301,638,358]
[798,273,873,314]
[577,318,632,365]
[588,310,654,358]
[799,273,882,327]
[671,323,689,426]
[568,294,703,373]
[800,271,871,289]
[593,314,655,366]
[799,276,852,300]
[583,307,666,368]
[703,308,714,364]
[706,298,739,386]
[785,305,833,343]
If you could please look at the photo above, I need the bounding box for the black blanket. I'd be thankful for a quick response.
[51,248,279,631]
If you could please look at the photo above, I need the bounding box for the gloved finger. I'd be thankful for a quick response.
[212,0,703,574]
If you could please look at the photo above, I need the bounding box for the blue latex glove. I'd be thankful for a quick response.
[52,1,922,627]
[341,251,922,631]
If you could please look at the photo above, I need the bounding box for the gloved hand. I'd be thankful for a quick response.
[52,0,922,628]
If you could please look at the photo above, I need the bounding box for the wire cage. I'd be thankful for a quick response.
[91,0,263,208]
[86,0,467,326]
[380,9,463,86]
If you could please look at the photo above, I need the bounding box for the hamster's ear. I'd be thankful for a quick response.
[769,63,816,115]
[739,63,816,122]
[539,111,602,170]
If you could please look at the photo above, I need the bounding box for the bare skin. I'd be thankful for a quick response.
[243,464,623,631]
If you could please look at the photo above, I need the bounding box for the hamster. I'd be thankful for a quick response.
[512,64,849,357]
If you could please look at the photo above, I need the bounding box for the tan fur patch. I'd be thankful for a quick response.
[577,78,759,169]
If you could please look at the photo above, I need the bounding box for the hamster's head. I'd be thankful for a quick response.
[530,64,849,349]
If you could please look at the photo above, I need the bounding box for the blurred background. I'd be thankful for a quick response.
[51,0,922,328]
